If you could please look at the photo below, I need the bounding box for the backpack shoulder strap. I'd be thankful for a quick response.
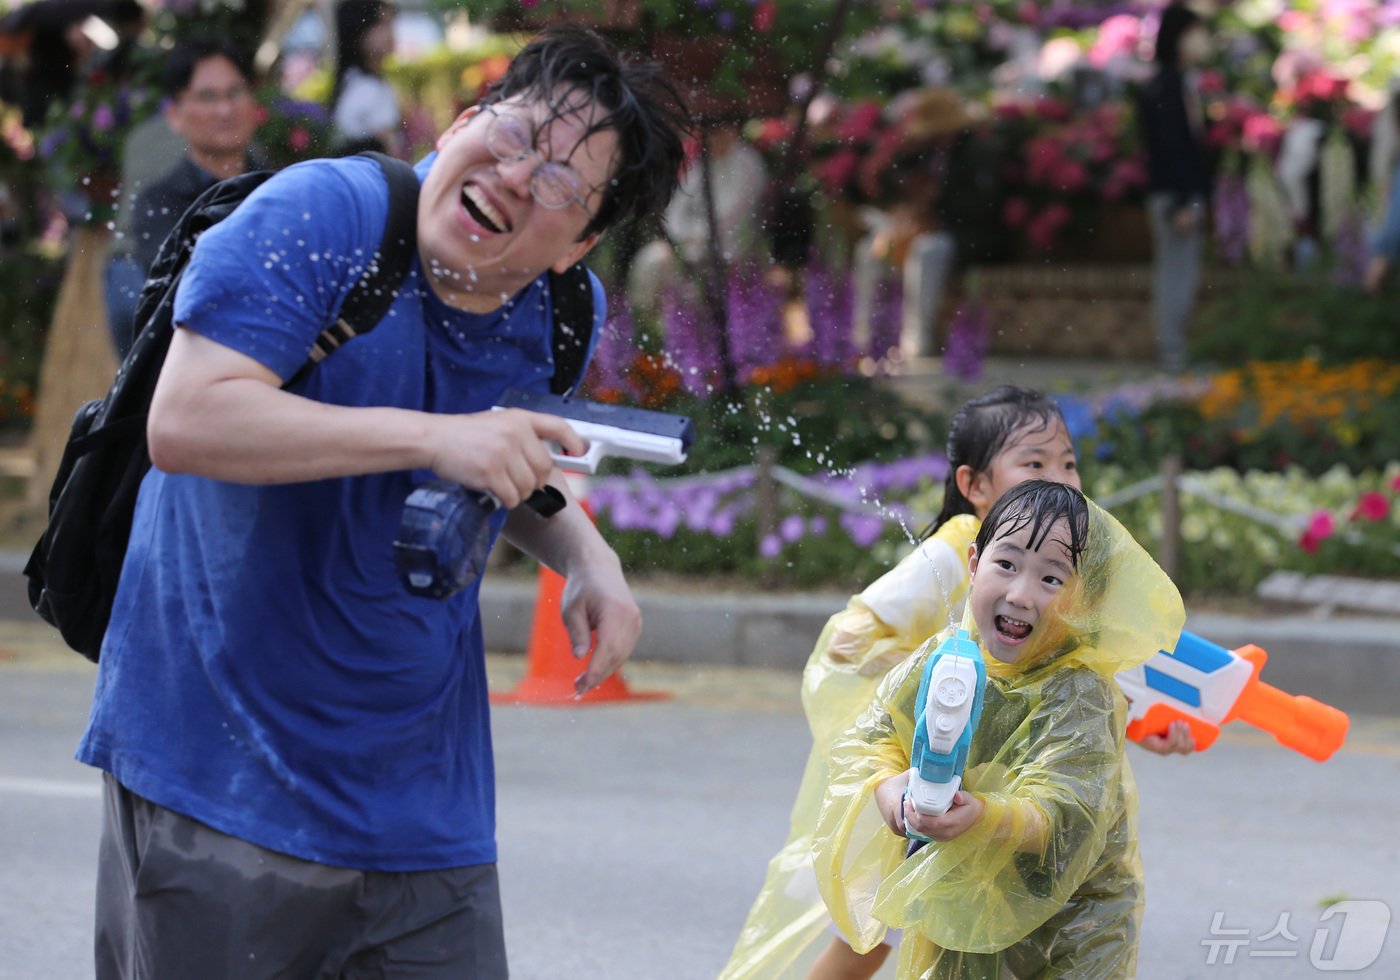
[547,263,596,395]
[288,152,420,385]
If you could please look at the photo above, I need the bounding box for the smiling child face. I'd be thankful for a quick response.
[967,513,1078,665]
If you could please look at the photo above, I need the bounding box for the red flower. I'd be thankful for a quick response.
[1053,160,1088,193]
[1298,510,1336,553]
[753,0,776,33]
[835,102,883,143]
[1002,197,1030,227]
[1350,491,1390,522]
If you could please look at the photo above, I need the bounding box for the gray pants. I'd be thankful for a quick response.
[96,775,508,979]
[1146,193,1204,373]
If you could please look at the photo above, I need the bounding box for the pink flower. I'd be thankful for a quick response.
[836,102,883,143]
[289,127,310,152]
[1053,160,1088,192]
[1032,97,1071,123]
[1197,70,1225,95]
[1088,15,1140,68]
[1242,114,1283,156]
[1298,510,1336,553]
[1026,204,1071,251]
[1350,491,1390,522]
[1391,474,1400,494]
[1002,197,1030,227]
[814,150,858,195]
[753,0,776,32]
[1342,107,1376,140]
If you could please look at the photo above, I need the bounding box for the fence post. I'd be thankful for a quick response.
[756,446,779,584]
[1159,453,1182,583]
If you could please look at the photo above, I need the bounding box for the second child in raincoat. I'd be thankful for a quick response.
[813,481,1185,978]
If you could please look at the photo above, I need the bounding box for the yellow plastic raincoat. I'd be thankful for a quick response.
[812,499,1184,979]
[720,515,980,978]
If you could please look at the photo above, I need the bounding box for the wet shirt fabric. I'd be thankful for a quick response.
[812,501,1184,979]
[77,153,604,872]
[720,515,979,978]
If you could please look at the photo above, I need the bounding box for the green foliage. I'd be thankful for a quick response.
[681,376,934,476]
[0,248,63,430]
[1194,268,1400,366]
[253,89,336,169]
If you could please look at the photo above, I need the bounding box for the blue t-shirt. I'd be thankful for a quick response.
[77,154,604,872]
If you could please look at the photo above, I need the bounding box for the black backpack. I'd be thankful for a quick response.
[24,152,596,662]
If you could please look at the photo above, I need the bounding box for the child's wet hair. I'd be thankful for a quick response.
[974,480,1090,570]
[921,386,1067,538]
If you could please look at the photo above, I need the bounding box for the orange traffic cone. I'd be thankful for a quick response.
[490,561,668,706]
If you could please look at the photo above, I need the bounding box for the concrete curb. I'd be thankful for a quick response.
[3,554,1394,716]
[480,578,1400,717]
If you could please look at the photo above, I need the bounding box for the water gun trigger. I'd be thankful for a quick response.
[1126,704,1221,752]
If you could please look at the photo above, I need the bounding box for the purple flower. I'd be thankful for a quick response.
[804,252,857,368]
[808,514,828,535]
[1211,173,1249,265]
[708,509,738,537]
[652,502,681,540]
[868,271,903,364]
[840,512,886,549]
[942,302,989,382]
[759,533,783,558]
[779,513,805,542]
[661,283,720,395]
[91,104,115,132]
[584,300,640,396]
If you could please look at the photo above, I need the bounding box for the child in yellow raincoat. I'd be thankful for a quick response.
[722,388,1080,980]
[812,480,1185,978]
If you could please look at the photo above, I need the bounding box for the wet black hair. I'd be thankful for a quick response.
[920,385,1069,539]
[1154,2,1203,66]
[480,24,691,240]
[974,480,1090,571]
[333,0,390,104]
[161,38,253,99]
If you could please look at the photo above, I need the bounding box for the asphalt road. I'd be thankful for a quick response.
[2,629,1397,979]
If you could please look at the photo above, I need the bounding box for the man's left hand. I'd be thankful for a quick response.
[559,554,642,695]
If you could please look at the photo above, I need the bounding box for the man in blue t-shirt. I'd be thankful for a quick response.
[78,26,688,979]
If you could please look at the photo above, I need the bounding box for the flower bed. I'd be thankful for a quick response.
[580,356,1400,599]
[1075,359,1400,475]
[592,454,1400,600]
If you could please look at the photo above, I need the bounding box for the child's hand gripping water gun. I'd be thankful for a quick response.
[905,628,987,840]
[1117,631,1350,761]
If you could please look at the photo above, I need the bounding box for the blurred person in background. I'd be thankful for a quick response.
[1137,2,1213,375]
[331,0,402,156]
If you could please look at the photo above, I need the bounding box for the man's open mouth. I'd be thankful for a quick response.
[462,185,507,234]
[995,615,1032,641]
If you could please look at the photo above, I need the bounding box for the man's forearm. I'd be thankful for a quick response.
[149,374,437,484]
[501,474,619,577]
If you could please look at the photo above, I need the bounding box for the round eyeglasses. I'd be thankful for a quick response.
[483,107,598,217]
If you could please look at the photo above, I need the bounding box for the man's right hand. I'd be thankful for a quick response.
[425,409,586,509]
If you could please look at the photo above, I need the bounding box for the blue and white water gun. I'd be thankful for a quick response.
[905,628,987,838]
